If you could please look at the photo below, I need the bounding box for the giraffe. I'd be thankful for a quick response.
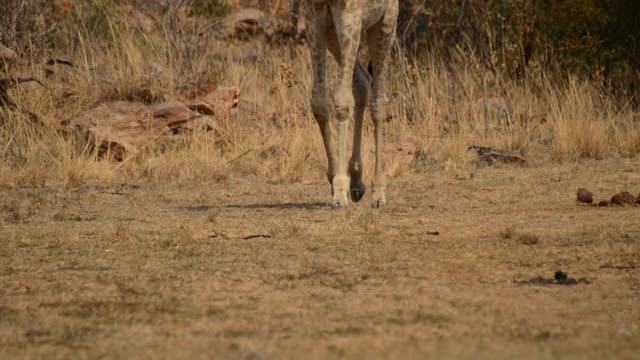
[306,0,399,208]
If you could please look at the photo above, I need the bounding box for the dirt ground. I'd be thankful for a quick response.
[1,159,639,359]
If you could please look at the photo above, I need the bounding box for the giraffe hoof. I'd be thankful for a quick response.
[370,199,385,209]
[349,184,366,203]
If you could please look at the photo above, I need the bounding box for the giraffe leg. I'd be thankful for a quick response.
[327,37,369,203]
[308,5,336,191]
[329,6,363,208]
[367,5,398,209]
[349,62,370,203]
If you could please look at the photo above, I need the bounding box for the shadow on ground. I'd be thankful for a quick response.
[181,202,328,212]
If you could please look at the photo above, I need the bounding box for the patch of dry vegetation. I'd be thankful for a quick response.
[500,227,540,246]
[1,2,639,189]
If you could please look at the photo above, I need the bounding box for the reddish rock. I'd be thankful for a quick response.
[611,192,637,206]
[68,100,215,160]
[186,87,240,115]
[576,188,593,204]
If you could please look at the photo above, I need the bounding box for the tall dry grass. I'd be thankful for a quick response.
[1,3,638,188]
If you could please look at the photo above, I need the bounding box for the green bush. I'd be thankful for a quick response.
[0,0,43,49]
[189,0,229,18]
[78,0,117,40]
[400,0,640,93]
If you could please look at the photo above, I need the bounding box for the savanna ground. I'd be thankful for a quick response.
[1,160,640,359]
[1,1,640,358]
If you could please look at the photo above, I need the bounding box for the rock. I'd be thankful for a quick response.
[611,192,636,206]
[468,145,526,165]
[186,87,240,115]
[598,200,610,207]
[227,8,267,39]
[68,100,215,160]
[0,43,17,64]
[576,188,593,204]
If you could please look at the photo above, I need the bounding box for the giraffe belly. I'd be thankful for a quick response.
[322,0,389,30]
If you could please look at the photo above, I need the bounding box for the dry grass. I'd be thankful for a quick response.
[500,227,541,246]
[1,4,639,188]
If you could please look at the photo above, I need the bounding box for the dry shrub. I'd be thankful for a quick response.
[549,79,616,160]
[500,227,540,246]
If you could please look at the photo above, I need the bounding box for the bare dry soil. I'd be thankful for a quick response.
[1,160,639,359]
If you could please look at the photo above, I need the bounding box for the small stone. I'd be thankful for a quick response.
[576,188,593,204]
[611,192,636,206]
[598,200,610,207]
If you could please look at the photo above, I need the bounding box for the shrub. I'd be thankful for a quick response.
[400,0,640,96]
[189,0,229,18]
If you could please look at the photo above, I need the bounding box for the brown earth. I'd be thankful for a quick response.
[1,159,639,359]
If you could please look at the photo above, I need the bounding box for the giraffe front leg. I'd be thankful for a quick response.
[368,10,397,209]
[330,9,363,208]
[312,88,336,189]
[331,86,353,208]
[308,8,336,198]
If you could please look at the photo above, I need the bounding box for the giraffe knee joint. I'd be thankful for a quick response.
[334,94,354,122]
[372,108,387,122]
[370,97,388,121]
